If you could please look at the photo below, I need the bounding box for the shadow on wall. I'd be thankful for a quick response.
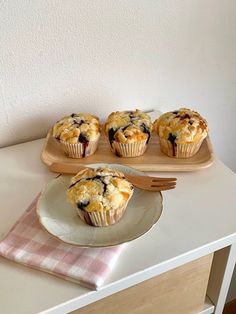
[0,88,151,148]
[0,86,128,147]
[0,115,51,148]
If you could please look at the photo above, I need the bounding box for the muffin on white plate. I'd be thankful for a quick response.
[67,167,134,227]
[52,113,100,158]
[154,108,208,158]
[104,109,153,157]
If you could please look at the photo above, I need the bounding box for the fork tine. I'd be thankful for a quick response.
[150,182,177,187]
[150,185,176,191]
[159,185,176,191]
[152,177,177,182]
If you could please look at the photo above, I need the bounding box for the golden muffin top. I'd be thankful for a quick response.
[154,108,208,144]
[52,113,100,144]
[67,167,134,212]
[104,109,153,144]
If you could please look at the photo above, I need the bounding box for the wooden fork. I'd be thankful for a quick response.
[68,165,177,192]
[123,173,177,192]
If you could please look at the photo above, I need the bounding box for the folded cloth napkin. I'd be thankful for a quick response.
[0,195,124,290]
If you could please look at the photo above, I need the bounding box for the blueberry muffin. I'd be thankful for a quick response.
[67,167,134,227]
[52,113,100,158]
[104,109,153,157]
[154,108,208,158]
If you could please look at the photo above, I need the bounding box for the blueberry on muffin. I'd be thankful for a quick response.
[104,109,153,157]
[52,113,100,158]
[67,167,134,227]
[154,108,208,158]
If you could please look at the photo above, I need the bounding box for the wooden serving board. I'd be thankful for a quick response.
[41,131,214,173]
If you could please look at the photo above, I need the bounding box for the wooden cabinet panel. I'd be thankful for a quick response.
[73,254,213,314]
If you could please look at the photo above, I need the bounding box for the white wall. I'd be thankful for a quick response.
[0,0,236,171]
[1,0,236,302]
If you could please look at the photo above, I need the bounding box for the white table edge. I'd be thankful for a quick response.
[1,138,236,314]
[40,234,236,314]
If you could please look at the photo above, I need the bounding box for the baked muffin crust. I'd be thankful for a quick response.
[104,109,153,145]
[154,108,208,144]
[67,167,134,213]
[52,113,100,144]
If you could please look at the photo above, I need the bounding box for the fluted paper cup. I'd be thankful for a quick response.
[59,139,99,158]
[111,140,147,157]
[75,193,133,227]
[159,138,204,158]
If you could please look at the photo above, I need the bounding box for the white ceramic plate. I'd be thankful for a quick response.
[37,164,163,247]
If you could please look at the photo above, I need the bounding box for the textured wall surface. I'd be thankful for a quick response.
[1,0,236,170]
[0,0,236,301]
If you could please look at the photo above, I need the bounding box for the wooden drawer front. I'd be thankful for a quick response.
[73,253,213,314]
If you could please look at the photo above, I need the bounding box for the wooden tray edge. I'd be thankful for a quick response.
[40,131,53,167]
[41,132,215,174]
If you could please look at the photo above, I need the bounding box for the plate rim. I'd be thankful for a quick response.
[36,163,163,248]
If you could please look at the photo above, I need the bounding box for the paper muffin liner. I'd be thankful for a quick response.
[159,137,205,158]
[111,140,147,157]
[75,192,133,227]
[59,139,99,158]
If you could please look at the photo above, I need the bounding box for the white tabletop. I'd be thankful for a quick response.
[0,139,236,314]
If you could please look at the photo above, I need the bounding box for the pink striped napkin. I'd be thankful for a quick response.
[0,196,124,290]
